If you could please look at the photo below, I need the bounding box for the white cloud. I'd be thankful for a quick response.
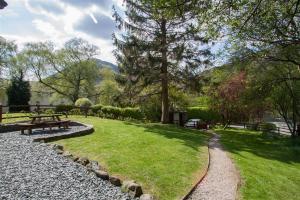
[32,19,61,38]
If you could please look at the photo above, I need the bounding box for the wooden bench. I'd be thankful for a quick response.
[17,120,70,135]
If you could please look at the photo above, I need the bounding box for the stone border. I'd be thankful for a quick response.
[32,122,94,142]
[181,131,212,200]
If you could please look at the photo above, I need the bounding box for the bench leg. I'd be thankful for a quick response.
[28,129,32,135]
[21,129,24,135]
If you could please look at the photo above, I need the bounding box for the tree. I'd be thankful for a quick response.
[223,0,300,71]
[0,0,7,9]
[0,37,16,73]
[6,71,31,112]
[24,38,99,103]
[113,0,212,123]
[96,68,121,106]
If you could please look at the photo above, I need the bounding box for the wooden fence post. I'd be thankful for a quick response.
[0,103,2,123]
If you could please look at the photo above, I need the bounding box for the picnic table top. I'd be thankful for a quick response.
[28,114,62,118]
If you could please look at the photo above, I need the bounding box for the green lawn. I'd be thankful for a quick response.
[54,116,210,200]
[215,128,300,200]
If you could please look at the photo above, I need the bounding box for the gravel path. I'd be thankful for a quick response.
[0,128,132,200]
[188,132,239,200]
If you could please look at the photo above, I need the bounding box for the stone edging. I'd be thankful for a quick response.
[32,122,94,142]
[181,131,213,200]
[33,122,154,200]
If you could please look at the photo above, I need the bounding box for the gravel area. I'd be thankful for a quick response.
[188,132,239,200]
[0,128,132,200]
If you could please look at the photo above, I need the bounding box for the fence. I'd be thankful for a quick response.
[0,104,90,123]
[241,122,297,135]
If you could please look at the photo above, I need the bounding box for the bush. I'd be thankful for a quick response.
[101,106,122,119]
[55,104,74,113]
[91,104,103,113]
[123,107,144,120]
[186,107,220,123]
[44,109,55,115]
[69,108,82,115]
[75,98,93,108]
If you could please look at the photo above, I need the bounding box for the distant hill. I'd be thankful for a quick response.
[95,58,118,72]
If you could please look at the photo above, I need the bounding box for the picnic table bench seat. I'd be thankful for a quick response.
[17,120,70,135]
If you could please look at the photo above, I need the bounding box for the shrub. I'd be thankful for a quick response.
[69,108,82,115]
[186,107,220,123]
[44,109,55,115]
[101,106,122,119]
[91,104,103,114]
[75,98,93,108]
[123,107,144,120]
[55,104,74,113]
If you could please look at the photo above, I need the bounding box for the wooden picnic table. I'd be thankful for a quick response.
[18,114,70,135]
[29,114,62,124]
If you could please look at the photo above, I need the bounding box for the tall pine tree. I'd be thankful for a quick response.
[6,71,31,112]
[113,0,213,123]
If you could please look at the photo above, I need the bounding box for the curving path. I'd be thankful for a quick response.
[188,131,239,200]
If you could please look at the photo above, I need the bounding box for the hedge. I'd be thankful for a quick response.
[94,105,144,120]
[186,107,220,123]
[55,104,75,113]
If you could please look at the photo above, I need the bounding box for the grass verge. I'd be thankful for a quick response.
[215,128,300,200]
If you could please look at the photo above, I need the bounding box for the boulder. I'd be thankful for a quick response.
[72,156,79,162]
[51,144,63,151]
[94,170,109,180]
[62,151,73,159]
[56,149,64,155]
[86,160,101,171]
[76,157,90,166]
[140,194,154,200]
[109,176,122,186]
[121,180,143,198]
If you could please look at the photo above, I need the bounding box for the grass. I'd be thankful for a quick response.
[215,128,300,200]
[52,116,210,200]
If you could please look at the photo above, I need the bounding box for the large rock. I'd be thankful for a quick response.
[51,144,63,151]
[76,157,90,166]
[86,160,101,171]
[94,170,109,180]
[109,176,122,186]
[140,194,154,200]
[121,180,143,198]
[56,149,64,155]
[62,151,73,159]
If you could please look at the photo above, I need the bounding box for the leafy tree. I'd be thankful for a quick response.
[6,71,31,112]
[96,68,121,106]
[23,38,99,103]
[223,0,300,71]
[113,0,212,123]
[0,0,7,9]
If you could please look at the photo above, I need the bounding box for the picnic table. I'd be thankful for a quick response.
[18,114,70,135]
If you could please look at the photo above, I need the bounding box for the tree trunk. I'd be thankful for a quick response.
[160,18,169,124]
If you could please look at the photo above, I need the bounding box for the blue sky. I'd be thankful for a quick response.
[0,0,123,63]
[0,0,226,66]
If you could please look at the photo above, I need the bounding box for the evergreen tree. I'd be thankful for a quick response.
[113,0,212,123]
[6,71,31,112]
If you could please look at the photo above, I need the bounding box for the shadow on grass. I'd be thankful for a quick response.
[216,128,300,164]
[124,121,210,151]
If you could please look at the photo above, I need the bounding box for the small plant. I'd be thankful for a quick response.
[75,98,93,108]
[69,108,82,115]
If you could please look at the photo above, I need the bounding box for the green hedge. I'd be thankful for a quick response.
[186,107,220,123]
[55,104,75,112]
[94,105,144,120]
[91,104,103,113]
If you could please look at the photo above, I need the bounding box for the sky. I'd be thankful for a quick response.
[0,0,124,64]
